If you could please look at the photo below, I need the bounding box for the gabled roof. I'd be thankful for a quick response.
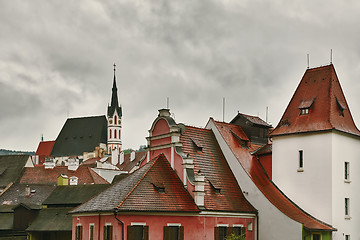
[212,119,334,231]
[117,151,146,172]
[20,165,109,185]
[43,185,109,206]
[71,154,199,214]
[51,116,107,157]
[270,64,360,137]
[26,207,73,232]
[231,113,271,127]
[35,141,55,156]
[0,155,29,188]
[180,126,257,213]
[0,184,56,209]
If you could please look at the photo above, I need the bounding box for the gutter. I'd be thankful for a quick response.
[113,208,124,240]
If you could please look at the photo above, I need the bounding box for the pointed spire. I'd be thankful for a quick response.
[108,63,122,117]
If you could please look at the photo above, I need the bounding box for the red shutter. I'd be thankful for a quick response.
[109,225,113,240]
[163,226,169,240]
[179,226,184,240]
[103,226,107,240]
[214,227,220,240]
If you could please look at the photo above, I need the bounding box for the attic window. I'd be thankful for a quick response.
[336,98,346,117]
[280,118,290,127]
[191,138,203,152]
[299,98,315,115]
[152,183,165,193]
[209,180,221,194]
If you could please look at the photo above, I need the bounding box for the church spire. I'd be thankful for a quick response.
[108,63,122,118]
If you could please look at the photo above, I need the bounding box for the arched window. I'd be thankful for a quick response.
[114,115,117,125]
[109,129,112,139]
[114,129,117,139]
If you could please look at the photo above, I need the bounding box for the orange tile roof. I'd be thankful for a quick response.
[20,165,109,185]
[270,64,360,137]
[180,125,257,213]
[212,119,334,231]
[35,141,55,156]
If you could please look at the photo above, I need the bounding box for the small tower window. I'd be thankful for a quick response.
[114,129,117,139]
[298,150,304,172]
[345,198,350,217]
[345,161,350,182]
[118,130,121,139]
[114,116,117,125]
[109,129,112,139]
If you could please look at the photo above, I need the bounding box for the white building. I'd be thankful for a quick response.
[270,64,360,240]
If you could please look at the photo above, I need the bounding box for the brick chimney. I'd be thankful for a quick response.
[25,185,31,198]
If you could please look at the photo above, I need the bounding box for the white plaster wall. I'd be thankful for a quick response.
[272,133,333,224]
[331,132,360,240]
[207,121,303,240]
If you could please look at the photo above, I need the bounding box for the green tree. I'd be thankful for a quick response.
[225,233,246,240]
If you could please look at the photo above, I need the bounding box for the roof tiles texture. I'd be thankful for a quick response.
[0,155,29,188]
[180,126,257,213]
[117,151,146,172]
[270,65,360,137]
[72,155,199,214]
[26,207,73,231]
[20,165,108,185]
[212,120,334,231]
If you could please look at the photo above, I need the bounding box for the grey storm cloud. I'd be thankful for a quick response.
[1,0,360,151]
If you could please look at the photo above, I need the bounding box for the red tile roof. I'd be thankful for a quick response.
[212,119,334,231]
[117,151,146,172]
[180,125,257,213]
[270,64,360,137]
[20,165,109,185]
[35,141,55,156]
[71,154,199,213]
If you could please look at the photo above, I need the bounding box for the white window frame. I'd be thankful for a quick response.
[131,222,146,226]
[344,161,351,183]
[345,198,351,219]
[297,150,304,172]
[167,223,182,227]
[89,223,95,240]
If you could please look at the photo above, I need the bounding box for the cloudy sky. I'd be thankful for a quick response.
[1,0,360,151]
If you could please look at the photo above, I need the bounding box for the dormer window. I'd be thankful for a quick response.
[336,98,346,117]
[299,98,315,115]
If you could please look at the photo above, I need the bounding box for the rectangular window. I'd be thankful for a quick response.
[311,233,321,240]
[345,198,350,217]
[163,225,184,240]
[89,224,94,240]
[127,225,149,240]
[214,226,245,240]
[298,150,304,170]
[345,162,350,181]
[104,224,113,240]
[345,235,350,240]
[76,225,83,240]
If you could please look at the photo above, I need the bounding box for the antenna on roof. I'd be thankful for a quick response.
[166,97,170,109]
[307,54,310,69]
[222,97,225,122]
[41,134,44,142]
[330,49,333,64]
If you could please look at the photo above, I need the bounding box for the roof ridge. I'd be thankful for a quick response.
[115,155,160,209]
[67,115,106,120]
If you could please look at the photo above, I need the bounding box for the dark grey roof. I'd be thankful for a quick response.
[0,155,29,188]
[71,161,153,213]
[51,116,107,157]
[0,184,56,209]
[0,212,13,230]
[107,76,122,117]
[231,113,271,127]
[26,208,72,232]
[43,184,109,206]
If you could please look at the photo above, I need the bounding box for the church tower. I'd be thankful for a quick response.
[107,64,122,153]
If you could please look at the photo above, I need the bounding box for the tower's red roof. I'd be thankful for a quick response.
[35,141,55,156]
[270,64,360,137]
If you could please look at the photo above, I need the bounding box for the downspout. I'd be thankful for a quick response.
[113,208,124,240]
[256,213,259,240]
[98,214,101,240]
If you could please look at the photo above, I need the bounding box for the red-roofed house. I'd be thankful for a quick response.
[34,140,55,165]
[269,64,360,240]
[206,117,335,240]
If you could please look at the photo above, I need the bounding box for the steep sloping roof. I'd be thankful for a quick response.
[270,64,360,137]
[0,184,56,209]
[51,116,107,157]
[26,207,72,231]
[71,154,199,214]
[231,113,271,127]
[20,165,109,185]
[180,126,257,213]
[117,151,146,172]
[43,185,109,206]
[212,119,334,231]
[35,141,55,156]
[0,155,29,188]
[107,76,122,118]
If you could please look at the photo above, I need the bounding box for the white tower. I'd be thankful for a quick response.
[107,64,122,153]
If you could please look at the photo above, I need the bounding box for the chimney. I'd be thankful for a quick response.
[130,151,136,162]
[111,148,119,165]
[69,176,78,185]
[120,151,124,165]
[25,185,31,198]
[193,171,205,207]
